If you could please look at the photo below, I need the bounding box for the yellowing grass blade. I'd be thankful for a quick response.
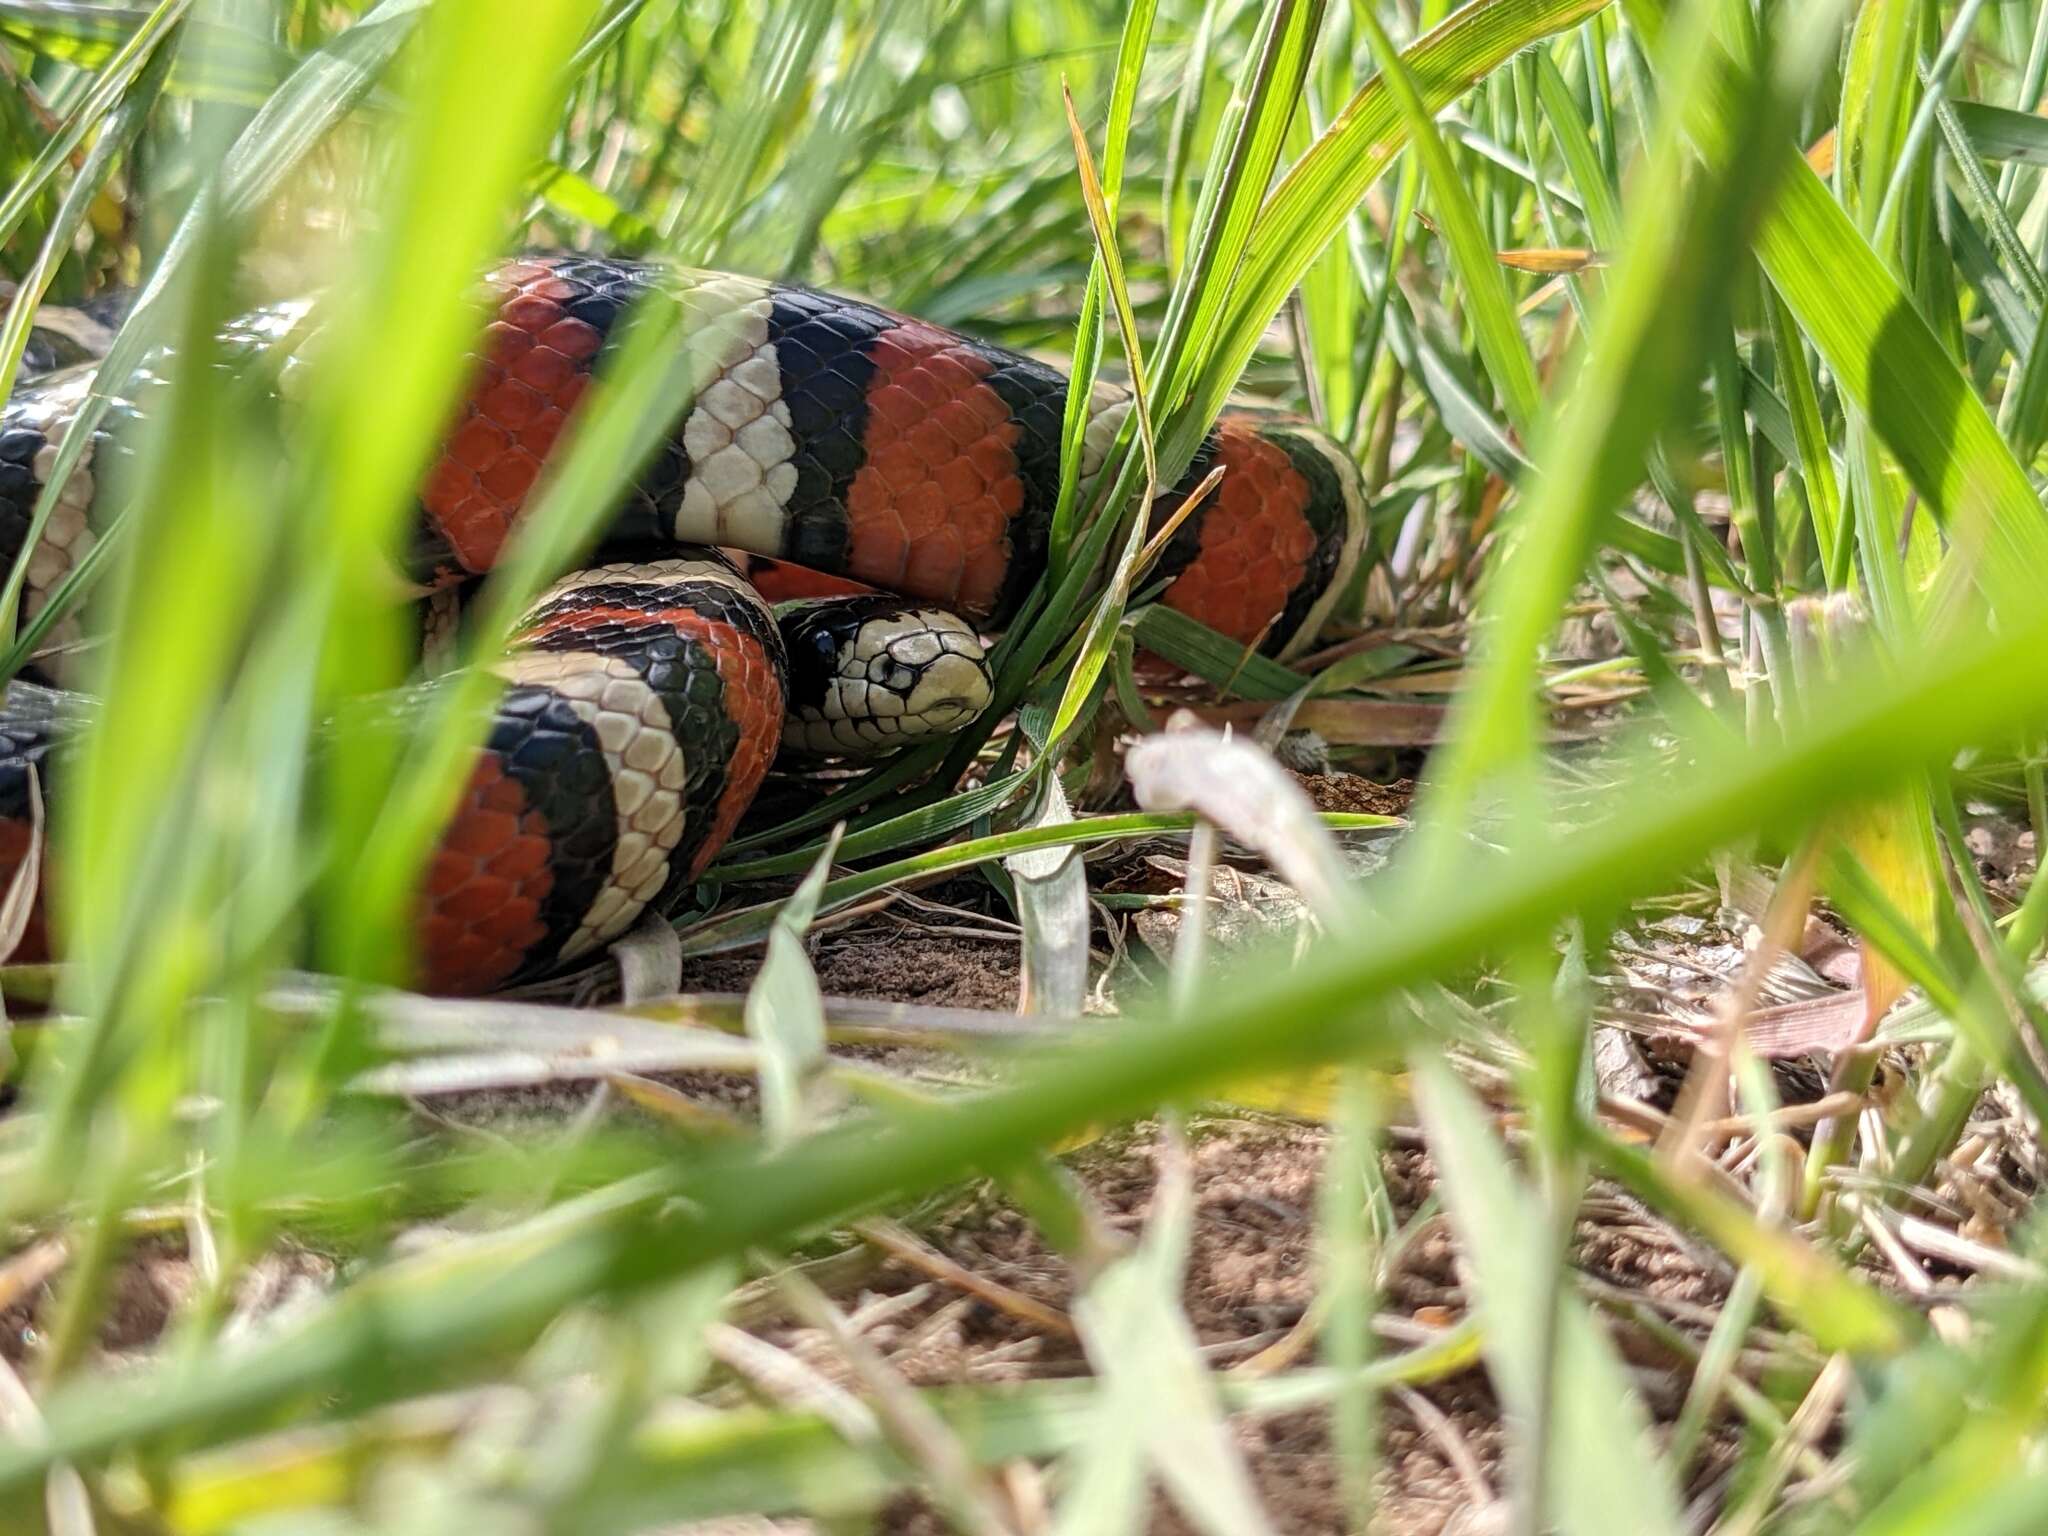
[1495,245,1609,273]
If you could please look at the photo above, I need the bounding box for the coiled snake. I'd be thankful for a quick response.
[0,254,1367,992]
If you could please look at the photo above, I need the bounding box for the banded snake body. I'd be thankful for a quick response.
[0,254,1368,993]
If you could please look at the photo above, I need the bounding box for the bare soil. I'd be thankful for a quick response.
[770,1122,1750,1535]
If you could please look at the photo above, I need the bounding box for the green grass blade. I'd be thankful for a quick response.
[1128,605,1310,700]
[710,771,1033,883]
[681,810,1397,955]
[2006,296,2048,465]
[1533,46,1623,247]
[297,0,605,981]
[1361,7,1542,438]
[1765,286,1846,586]
[1953,99,2048,165]
[1837,0,1918,233]
[748,833,839,1146]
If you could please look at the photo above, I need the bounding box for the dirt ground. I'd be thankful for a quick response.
[0,766,1856,1533]
[743,1124,1746,1536]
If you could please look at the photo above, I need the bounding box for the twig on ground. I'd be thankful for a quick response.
[853,1218,1078,1340]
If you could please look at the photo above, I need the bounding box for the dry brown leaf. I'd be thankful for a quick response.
[1495,245,1608,273]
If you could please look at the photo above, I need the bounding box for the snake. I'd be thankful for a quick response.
[0,253,1368,993]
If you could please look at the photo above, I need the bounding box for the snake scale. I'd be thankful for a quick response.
[0,253,1367,992]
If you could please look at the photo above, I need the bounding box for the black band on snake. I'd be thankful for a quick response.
[0,253,1368,992]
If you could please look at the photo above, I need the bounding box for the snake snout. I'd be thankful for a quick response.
[902,647,993,728]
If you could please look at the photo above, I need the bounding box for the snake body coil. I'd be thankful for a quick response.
[0,254,1367,991]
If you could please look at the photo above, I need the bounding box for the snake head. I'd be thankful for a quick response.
[775,594,993,758]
